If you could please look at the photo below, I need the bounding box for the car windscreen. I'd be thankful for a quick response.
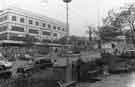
[35,59,51,64]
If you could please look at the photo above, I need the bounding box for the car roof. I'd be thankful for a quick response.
[127,50,135,51]
[34,57,50,61]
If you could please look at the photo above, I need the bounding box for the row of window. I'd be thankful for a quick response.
[0,15,8,22]
[11,26,24,32]
[8,33,40,42]
[0,25,58,36]
[0,15,65,31]
[42,31,51,36]
[10,26,57,36]
[0,32,55,41]
[0,26,7,32]
[11,16,65,31]
[29,29,38,34]
[0,33,7,40]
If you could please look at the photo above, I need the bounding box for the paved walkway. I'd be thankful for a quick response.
[76,72,135,87]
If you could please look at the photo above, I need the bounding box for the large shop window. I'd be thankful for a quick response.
[11,26,24,32]
[9,33,25,41]
[29,29,38,34]
[42,31,51,36]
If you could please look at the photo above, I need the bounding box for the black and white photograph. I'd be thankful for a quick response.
[0,0,135,87]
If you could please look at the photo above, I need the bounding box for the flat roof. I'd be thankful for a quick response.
[1,7,66,27]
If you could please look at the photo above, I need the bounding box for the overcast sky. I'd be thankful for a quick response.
[0,0,135,36]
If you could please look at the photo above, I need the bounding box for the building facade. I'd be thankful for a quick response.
[0,7,68,44]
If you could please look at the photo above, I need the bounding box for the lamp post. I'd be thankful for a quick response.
[62,0,72,82]
[63,0,72,36]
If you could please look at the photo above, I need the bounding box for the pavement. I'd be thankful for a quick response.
[76,72,135,87]
[6,52,135,87]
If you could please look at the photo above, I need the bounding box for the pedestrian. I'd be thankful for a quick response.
[103,65,109,76]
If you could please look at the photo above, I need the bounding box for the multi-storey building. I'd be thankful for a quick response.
[0,7,68,45]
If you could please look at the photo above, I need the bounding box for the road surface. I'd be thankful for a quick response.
[76,72,135,87]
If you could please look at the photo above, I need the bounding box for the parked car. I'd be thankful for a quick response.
[33,58,53,69]
[17,64,34,77]
[119,50,135,58]
[19,54,33,61]
[0,56,13,69]
[108,62,132,74]
[0,60,12,69]
[0,57,12,78]
[16,58,53,77]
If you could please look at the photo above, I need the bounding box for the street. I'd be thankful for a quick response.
[77,72,135,87]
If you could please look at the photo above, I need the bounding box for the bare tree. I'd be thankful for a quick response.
[86,26,98,41]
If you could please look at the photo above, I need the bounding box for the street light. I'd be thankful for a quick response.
[62,0,72,82]
[63,0,72,36]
